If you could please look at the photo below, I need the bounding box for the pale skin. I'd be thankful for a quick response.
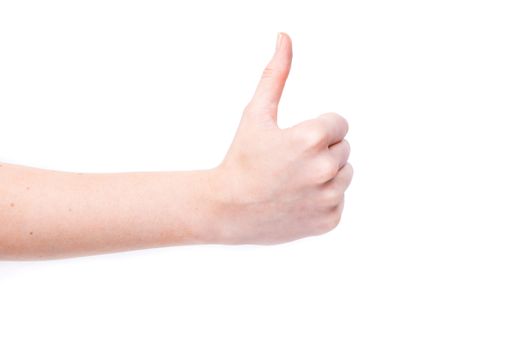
[0,33,352,260]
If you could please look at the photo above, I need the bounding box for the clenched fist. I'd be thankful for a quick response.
[212,33,353,244]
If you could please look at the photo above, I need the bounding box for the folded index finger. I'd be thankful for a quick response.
[318,113,349,146]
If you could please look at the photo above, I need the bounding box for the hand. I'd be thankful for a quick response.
[213,33,353,244]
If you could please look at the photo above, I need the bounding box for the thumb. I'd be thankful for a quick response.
[247,32,293,121]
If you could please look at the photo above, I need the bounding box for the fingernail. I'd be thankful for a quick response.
[275,32,283,51]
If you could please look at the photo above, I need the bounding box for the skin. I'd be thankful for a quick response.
[0,33,352,260]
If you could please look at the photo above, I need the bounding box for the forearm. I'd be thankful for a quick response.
[0,162,224,260]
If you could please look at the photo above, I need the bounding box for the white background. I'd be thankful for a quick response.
[1,0,524,349]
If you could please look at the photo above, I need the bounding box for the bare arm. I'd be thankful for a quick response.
[0,33,352,260]
[0,163,225,259]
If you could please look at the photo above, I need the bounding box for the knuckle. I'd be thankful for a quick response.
[347,162,354,178]
[303,127,326,149]
[262,61,287,80]
[342,139,351,154]
[332,165,353,193]
[320,111,343,118]
[322,188,343,206]
[319,112,349,135]
[261,65,275,79]
[334,140,351,163]
[320,111,344,121]
[343,163,354,185]
[339,116,349,135]
[330,211,343,229]
[316,158,339,182]
[321,211,342,232]
[290,119,328,150]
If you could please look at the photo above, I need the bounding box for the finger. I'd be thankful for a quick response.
[324,163,353,193]
[247,32,293,121]
[329,139,351,170]
[331,196,345,215]
[317,113,349,146]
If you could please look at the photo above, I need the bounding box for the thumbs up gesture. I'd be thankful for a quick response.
[214,33,353,244]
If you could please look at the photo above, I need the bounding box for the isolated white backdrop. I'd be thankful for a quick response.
[1,0,524,349]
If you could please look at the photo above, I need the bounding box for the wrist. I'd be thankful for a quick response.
[185,167,229,245]
[199,165,246,245]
